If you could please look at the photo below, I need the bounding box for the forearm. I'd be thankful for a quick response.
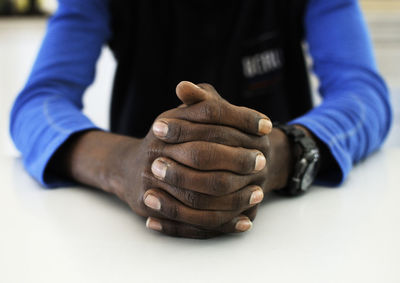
[51,129,290,196]
[290,85,390,184]
[48,130,140,201]
[10,0,111,187]
[302,0,392,184]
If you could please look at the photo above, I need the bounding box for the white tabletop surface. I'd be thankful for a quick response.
[1,145,400,283]
[1,11,400,283]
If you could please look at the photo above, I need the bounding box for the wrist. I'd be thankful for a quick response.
[63,131,116,192]
[273,124,321,195]
[102,134,142,202]
[264,128,294,192]
[50,130,141,202]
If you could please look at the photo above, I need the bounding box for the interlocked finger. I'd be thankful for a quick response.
[160,81,273,136]
[149,171,264,210]
[162,142,266,174]
[150,157,254,196]
[145,214,253,239]
[152,118,267,150]
[143,188,245,229]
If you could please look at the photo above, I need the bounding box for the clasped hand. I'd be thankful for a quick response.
[114,82,273,238]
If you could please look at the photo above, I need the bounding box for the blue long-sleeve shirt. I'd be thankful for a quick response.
[10,0,392,187]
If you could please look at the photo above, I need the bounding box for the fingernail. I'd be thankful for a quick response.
[151,159,167,180]
[146,217,162,231]
[258,119,272,135]
[254,153,266,171]
[249,189,264,205]
[153,121,168,137]
[144,194,161,210]
[235,219,253,232]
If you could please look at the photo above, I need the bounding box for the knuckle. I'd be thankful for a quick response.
[190,143,215,168]
[197,83,214,91]
[188,144,202,168]
[203,143,217,166]
[208,128,228,144]
[163,203,180,220]
[237,105,252,118]
[200,101,222,123]
[167,169,185,188]
[237,150,254,173]
[171,121,186,143]
[182,190,201,209]
[208,211,226,227]
[231,192,245,210]
[201,102,216,120]
[208,173,233,196]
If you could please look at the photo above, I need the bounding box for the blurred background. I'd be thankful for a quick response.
[1,0,399,156]
[0,0,56,15]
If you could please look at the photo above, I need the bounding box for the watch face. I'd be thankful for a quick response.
[300,148,320,191]
[300,161,317,190]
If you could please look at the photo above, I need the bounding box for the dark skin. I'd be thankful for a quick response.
[50,81,315,239]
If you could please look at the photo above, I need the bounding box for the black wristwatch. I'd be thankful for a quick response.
[275,124,321,196]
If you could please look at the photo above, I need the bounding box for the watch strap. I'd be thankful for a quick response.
[274,124,320,196]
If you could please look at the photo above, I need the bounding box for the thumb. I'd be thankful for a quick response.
[175,81,209,106]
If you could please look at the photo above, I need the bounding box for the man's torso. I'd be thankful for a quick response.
[108,0,311,137]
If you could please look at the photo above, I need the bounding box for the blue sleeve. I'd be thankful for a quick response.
[291,0,392,185]
[10,0,111,187]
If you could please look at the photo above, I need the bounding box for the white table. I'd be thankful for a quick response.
[1,140,400,283]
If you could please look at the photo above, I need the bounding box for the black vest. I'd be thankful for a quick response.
[108,0,311,138]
